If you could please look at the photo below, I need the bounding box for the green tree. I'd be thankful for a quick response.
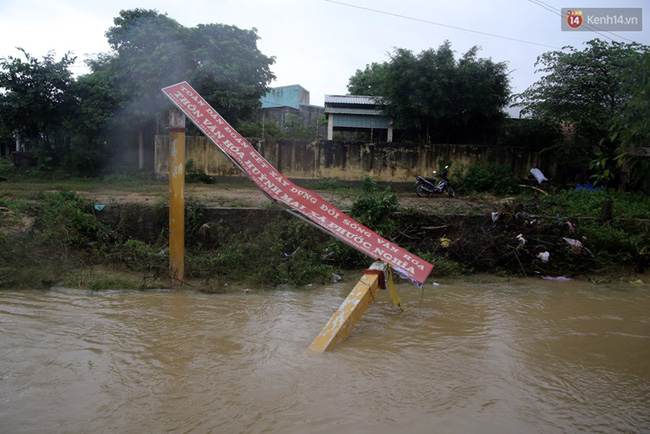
[186,24,276,123]
[497,118,564,150]
[103,10,275,125]
[516,39,649,168]
[73,54,123,139]
[592,51,650,191]
[86,9,276,169]
[347,42,510,143]
[0,48,77,164]
[347,62,388,95]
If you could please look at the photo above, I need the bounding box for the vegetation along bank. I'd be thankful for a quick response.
[1,163,648,290]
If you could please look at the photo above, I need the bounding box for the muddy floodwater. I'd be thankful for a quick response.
[1,276,649,433]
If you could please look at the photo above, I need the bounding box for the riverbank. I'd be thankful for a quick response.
[1,174,649,290]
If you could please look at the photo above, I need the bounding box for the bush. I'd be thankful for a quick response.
[237,120,283,139]
[417,251,473,276]
[349,176,400,236]
[454,163,518,196]
[185,159,212,184]
[39,190,108,250]
[184,218,340,286]
[61,139,107,177]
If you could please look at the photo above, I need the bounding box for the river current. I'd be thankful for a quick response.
[1,276,648,433]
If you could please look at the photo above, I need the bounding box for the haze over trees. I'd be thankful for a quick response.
[0,8,275,174]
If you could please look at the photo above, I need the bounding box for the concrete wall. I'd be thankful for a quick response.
[155,136,558,183]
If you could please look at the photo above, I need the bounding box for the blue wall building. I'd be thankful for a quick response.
[261,85,311,110]
[258,85,325,138]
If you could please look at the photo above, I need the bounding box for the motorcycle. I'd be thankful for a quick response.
[416,165,455,198]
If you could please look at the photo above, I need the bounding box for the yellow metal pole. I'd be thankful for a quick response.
[309,262,388,353]
[168,109,186,285]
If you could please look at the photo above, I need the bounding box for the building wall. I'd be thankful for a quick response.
[155,136,558,183]
[332,114,390,129]
[261,85,310,110]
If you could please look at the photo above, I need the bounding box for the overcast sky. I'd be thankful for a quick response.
[0,0,648,113]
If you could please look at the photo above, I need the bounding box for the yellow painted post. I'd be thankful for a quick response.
[168,109,186,284]
[309,262,388,353]
[387,266,404,311]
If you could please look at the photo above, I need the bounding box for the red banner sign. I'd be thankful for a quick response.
[162,82,433,284]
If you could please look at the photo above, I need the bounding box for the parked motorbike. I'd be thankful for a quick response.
[416,165,455,198]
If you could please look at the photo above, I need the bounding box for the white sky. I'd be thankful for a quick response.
[0,0,648,113]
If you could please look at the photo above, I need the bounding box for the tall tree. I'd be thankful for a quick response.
[186,24,276,122]
[90,9,275,169]
[347,62,388,96]
[0,48,76,153]
[73,53,123,139]
[347,42,510,143]
[593,51,650,191]
[516,39,649,168]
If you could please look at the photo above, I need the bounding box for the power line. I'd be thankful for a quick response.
[324,0,562,50]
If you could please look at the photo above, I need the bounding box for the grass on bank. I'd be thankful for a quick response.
[537,188,650,219]
[1,157,649,289]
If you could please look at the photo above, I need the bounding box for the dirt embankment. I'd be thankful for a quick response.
[78,184,502,215]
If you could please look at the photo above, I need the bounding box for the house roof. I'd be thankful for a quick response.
[324,95,384,105]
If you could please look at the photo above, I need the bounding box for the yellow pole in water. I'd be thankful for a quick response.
[309,262,388,353]
[168,109,186,285]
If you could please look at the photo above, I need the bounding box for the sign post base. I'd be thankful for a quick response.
[309,262,391,353]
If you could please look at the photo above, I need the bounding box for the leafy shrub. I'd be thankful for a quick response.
[39,190,107,250]
[349,176,400,236]
[417,251,473,276]
[454,163,518,196]
[61,139,107,177]
[236,120,283,138]
[185,159,212,184]
[113,239,166,274]
[184,218,339,286]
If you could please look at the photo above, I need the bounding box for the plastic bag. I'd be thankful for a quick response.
[530,168,549,184]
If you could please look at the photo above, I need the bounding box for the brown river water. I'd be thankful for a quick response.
[1,276,649,433]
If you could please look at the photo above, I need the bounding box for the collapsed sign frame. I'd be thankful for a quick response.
[162,81,433,284]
